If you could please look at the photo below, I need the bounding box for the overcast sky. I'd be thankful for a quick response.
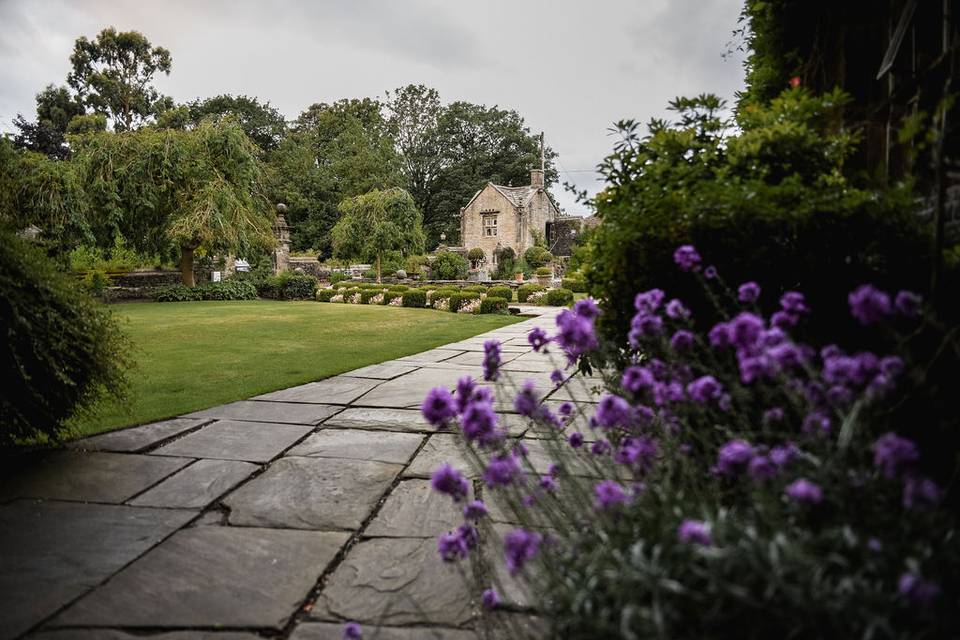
[0,0,747,214]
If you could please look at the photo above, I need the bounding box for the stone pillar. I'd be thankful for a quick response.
[530,169,544,189]
[273,203,290,275]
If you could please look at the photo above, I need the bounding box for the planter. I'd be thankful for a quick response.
[514,273,525,282]
[535,275,552,287]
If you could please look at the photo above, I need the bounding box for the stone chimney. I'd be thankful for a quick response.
[530,168,544,189]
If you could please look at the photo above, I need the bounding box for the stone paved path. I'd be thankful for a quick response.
[0,306,595,640]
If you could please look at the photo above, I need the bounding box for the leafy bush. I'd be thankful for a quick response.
[524,246,554,269]
[330,271,348,285]
[282,274,317,300]
[467,247,485,262]
[463,285,488,294]
[405,254,431,275]
[584,90,934,350]
[402,289,427,308]
[1,230,129,444]
[80,269,112,296]
[201,279,257,300]
[360,289,385,304]
[562,278,587,293]
[154,284,203,302]
[534,266,553,276]
[517,283,546,302]
[382,291,403,305]
[487,285,513,301]
[545,288,574,306]
[448,291,481,313]
[317,288,339,302]
[479,296,509,314]
[362,269,378,280]
[431,251,469,280]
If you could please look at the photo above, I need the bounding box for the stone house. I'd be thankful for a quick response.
[457,169,564,268]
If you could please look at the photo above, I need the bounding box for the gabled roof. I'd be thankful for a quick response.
[490,184,537,209]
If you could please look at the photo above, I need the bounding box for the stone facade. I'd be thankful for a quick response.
[458,169,561,267]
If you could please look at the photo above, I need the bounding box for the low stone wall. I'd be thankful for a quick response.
[288,257,330,279]
[109,270,182,288]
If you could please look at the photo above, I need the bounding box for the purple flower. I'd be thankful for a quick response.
[899,572,940,606]
[568,432,584,448]
[437,530,469,562]
[550,369,565,387]
[767,342,805,370]
[715,439,754,475]
[738,353,773,384]
[555,309,599,361]
[780,291,809,315]
[462,400,500,446]
[687,376,724,404]
[527,327,550,352]
[673,245,702,271]
[630,313,663,340]
[670,330,695,352]
[590,439,611,456]
[708,322,730,347]
[802,411,832,435]
[513,380,541,418]
[785,478,823,504]
[729,312,765,350]
[539,474,558,492]
[594,480,628,511]
[504,528,542,574]
[431,463,470,502]
[482,340,501,381]
[849,285,892,325]
[342,621,362,640]
[481,588,501,610]
[621,366,654,393]
[895,290,922,318]
[771,310,798,330]
[454,377,476,413]
[573,297,601,319]
[616,436,658,472]
[483,453,521,488]
[704,265,718,279]
[463,500,488,520]
[595,394,632,429]
[748,455,776,481]
[872,432,919,479]
[763,407,785,425]
[421,387,456,427]
[634,289,665,313]
[677,519,712,546]
[558,401,574,417]
[769,442,798,467]
[665,298,691,320]
[867,537,883,552]
[903,475,941,509]
[738,281,761,303]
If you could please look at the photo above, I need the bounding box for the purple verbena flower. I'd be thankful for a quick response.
[483,453,521,488]
[763,407,785,425]
[738,281,761,303]
[568,432,584,448]
[867,537,883,552]
[539,474,558,492]
[677,519,712,545]
[461,400,500,446]
[621,366,654,394]
[802,411,832,435]
[630,313,663,340]
[895,290,923,318]
[708,322,731,347]
[634,289,665,313]
[482,340,501,381]
[899,572,940,606]
[769,442,798,468]
[595,393,632,429]
[615,436,658,473]
[665,298,691,320]
[555,309,599,362]
[454,377,476,413]
[872,432,919,479]
[687,376,724,405]
[550,369,564,387]
[481,588,501,610]
[903,475,941,510]
[673,245,702,271]
[504,528,542,574]
[594,480,628,512]
[431,463,470,502]
[590,439,611,456]
[558,401,574,417]
[715,439,754,476]
[729,312,765,350]
[421,387,456,427]
[342,621,362,640]
[671,330,695,352]
[849,285,892,325]
[527,327,550,352]
[771,310,798,330]
[573,297,601,319]
[513,380,541,418]
[463,500,488,520]
[780,291,809,315]
[785,478,823,504]
[704,265,718,279]
[748,455,776,481]
[438,530,468,562]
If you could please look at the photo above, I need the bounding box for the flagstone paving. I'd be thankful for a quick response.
[0,306,576,640]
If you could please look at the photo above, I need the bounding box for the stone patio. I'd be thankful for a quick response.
[0,306,589,640]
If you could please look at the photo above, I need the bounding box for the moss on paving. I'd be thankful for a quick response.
[69,300,521,439]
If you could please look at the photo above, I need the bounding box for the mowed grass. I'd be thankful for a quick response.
[70,300,521,438]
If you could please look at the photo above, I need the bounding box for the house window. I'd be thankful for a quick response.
[483,215,498,237]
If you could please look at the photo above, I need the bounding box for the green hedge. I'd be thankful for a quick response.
[480,296,509,314]
[463,285,488,294]
[317,288,339,302]
[402,290,427,308]
[1,230,130,444]
[155,280,257,302]
[448,291,482,312]
[282,274,317,300]
[546,288,575,307]
[383,291,403,305]
[387,284,410,292]
[487,285,513,301]
[517,284,546,302]
[360,289,385,304]
[562,278,587,293]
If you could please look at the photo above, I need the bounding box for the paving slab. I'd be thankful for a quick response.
[53,526,348,630]
[365,479,465,538]
[31,632,261,640]
[356,367,477,408]
[323,407,432,433]
[0,500,194,640]
[184,400,340,425]
[314,537,474,627]
[291,623,477,640]
[152,420,312,463]
[395,347,466,363]
[403,434,476,479]
[252,376,381,405]
[340,362,420,380]
[441,350,521,368]
[0,451,191,504]
[66,417,208,452]
[224,456,401,530]
[287,429,423,464]
[128,459,259,509]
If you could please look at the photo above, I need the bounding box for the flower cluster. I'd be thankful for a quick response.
[459,298,482,314]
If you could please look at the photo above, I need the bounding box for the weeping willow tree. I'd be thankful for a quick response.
[331,187,425,282]
[72,120,275,285]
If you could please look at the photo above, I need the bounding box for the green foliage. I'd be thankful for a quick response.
[448,291,481,312]
[463,285,488,294]
[388,284,410,292]
[586,90,932,347]
[362,269,378,280]
[479,296,509,314]
[524,246,554,269]
[517,283,545,302]
[0,229,129,444]
[80,269,111,296]
[316,288,339,302]
[154,279,257,302]
[68,27,172,131]
[562,278,587,293]
[467,247,485,262]
[382,291,403,305]
[330,272,348,285]
[534,266,553,276]
[281,274,317,300]
[332,188,425,281]
[401,289,427,308]
[431,251,469,280]
[545,288,574,306]
[183,94,287,151]
[153,284,202,302]
[12,84,85,159]
[493,246,519,280]
[405,253,431,275]
[487,285,513,301]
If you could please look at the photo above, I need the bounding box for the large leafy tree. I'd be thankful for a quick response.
[73,121,275,285]
[267,98,402,256]
[331,188,425,282]
[12,85,86,159]
[68,27,172,131]
[184,94,288,151]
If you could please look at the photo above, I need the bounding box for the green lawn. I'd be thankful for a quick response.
[70,300,521,439]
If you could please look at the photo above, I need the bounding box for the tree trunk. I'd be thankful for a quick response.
[376,253,382,284]
[180,246,196,287]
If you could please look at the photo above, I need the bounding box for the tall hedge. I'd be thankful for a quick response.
[0,229,130,444]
